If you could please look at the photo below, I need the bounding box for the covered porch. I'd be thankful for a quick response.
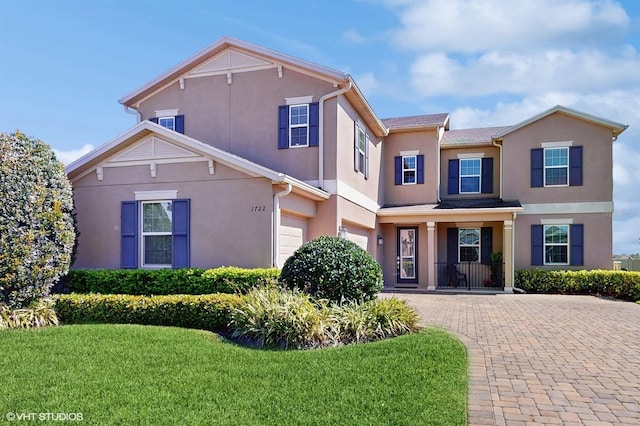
[377,199,522,292]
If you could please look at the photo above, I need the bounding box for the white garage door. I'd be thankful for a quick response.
[279,215,308,267]
[347,229,369,251]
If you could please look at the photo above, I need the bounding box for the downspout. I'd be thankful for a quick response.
[272,183,292,267]
[436,126,442,202]
[124,105,142,123]
[318,81,352,189]
[491,138,503,199]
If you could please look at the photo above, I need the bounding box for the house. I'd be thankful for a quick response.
[67,36,628,292]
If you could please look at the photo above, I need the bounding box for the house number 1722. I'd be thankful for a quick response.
[251,206,266,212]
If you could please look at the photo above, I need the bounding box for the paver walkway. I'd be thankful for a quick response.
[388,294,640,425]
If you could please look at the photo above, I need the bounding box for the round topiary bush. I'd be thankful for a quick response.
[280,236,383,303]
[0,131,75,308]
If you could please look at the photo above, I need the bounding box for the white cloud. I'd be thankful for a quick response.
[388,0,629,53]
[342,29,367,43]
[353,72,378,97]
[410,48,640,97]
[53,144,95,165]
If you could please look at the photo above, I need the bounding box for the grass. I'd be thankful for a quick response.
[0,324,467,425]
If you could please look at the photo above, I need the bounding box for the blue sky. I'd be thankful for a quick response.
[1,0,639,254]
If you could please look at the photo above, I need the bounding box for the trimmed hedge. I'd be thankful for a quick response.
[63,267,280,295]
[515,269,640,301]
[54,293,243,331]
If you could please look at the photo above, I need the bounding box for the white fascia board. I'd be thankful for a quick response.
[377,206,523,217]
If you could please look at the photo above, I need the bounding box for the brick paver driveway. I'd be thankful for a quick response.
[390,294,640,425]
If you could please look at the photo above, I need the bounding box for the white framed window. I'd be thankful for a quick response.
[355,125,367,175]
[460,158,481,193]
[141,201,172,267]
[402,155,417,185]
[459,228,480,262]
[158,116,175,131]
[544,147,569,187]
[544,225,569,265]
[289,104,309,147]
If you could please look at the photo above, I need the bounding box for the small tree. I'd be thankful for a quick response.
[280,236,383,303]
[0,131,75,308]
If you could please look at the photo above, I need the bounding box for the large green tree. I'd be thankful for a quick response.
[0,131,75,308]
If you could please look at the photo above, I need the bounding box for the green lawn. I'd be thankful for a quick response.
[0,324,467,425]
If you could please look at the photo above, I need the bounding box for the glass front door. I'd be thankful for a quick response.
[397,227,418,284]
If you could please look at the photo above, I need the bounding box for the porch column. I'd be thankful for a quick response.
[427,221,436,290]
[503,219,514,293]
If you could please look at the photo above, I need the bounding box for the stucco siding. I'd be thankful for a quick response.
[72,161,273,269]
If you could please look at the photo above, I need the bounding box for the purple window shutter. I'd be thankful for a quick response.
[175,115,185,134]
[569,146,583,186]
[278,105,289,149]
[417,155,425,184]
[394,156,402,185]
[121,201,138,269]
[481,227,492,264]
[309,102,319,147]
[481,158,493,193]
[570,224,584,266]
[531,149,543,187]
[149,117,159,124]
[447,228,459,264]
[448,159,459,194]
[172,199,190,268]
[531,225,543,265]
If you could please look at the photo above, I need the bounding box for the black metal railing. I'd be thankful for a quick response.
[435,262,504,290]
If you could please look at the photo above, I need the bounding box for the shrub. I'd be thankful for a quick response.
[0,300,58,330]
[54,293,243,331]
[64,267,280,295]
[229,287,326,349]
[0,131,75,308]
[280,236,383,303]
[515,269,640,301]
[229,287,420,349]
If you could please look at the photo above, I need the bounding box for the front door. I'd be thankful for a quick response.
[397,227,418,285]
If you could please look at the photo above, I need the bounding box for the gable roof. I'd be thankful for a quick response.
[118,36,387,137]
[382,113,450,132]
[66,121,330,201]
[441,126,510,146]
[494,105,628,139]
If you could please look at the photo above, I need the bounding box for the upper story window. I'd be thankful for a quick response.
[289,104,309,147]
[459,228,480,262]
[543,224,568,265]
[447,157,493,195]
[460,158,481,193]
[402,156,417,184]
[158,117,175,131]
[149,112,184,134]
[278,102,319,149]
[544,147,568,186]
[531,145,582,188]
[354,124,369,179]
[394,153,424,185]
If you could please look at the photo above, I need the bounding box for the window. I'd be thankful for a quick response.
[544,147,569,186]
[142,201,173,267]
[544,225,569,264]
[158,117,175,131]
[149,115,184,134]
[289,104,309,147]
[355,125,367,175]
[460,158,481,193]
[121,199,190,269]
[402,156,416,184]
[459,228,480,262]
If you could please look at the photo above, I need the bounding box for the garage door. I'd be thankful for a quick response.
[279,215,308,266]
